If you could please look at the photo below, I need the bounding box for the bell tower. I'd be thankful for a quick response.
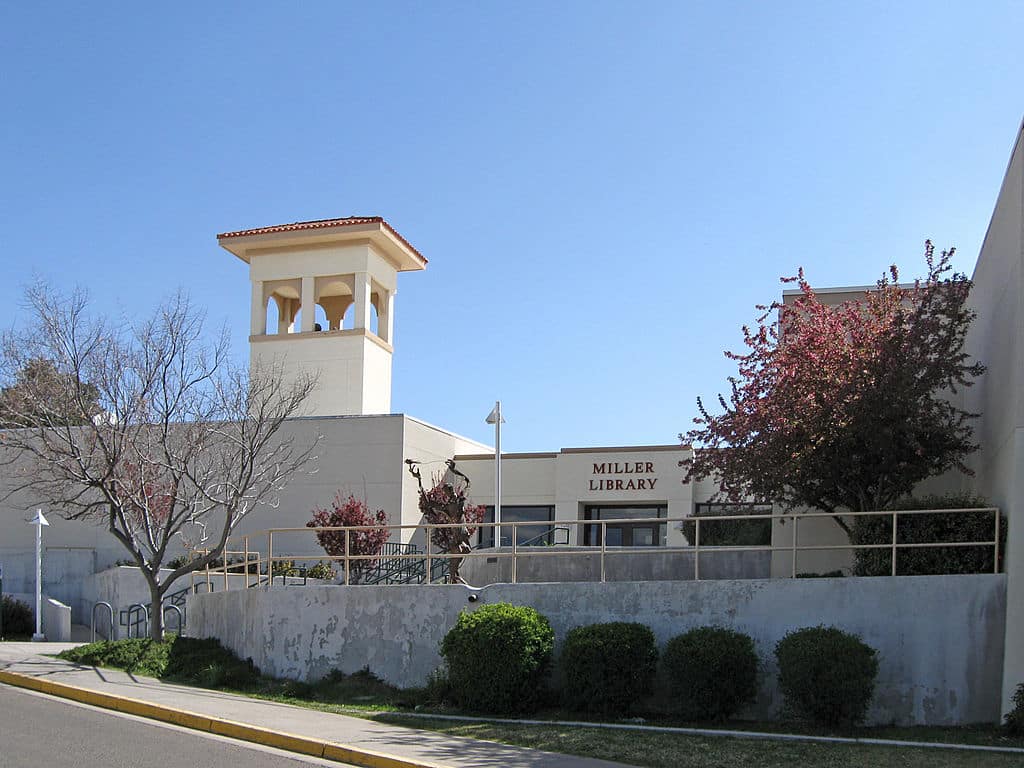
[217,216,427,416]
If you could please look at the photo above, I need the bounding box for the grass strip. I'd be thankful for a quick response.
[56,637,1024,762]
[372,716,1024,768]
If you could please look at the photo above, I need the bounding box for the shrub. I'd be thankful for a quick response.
[421,669,453,706]
[1,595,34,637]
[663,626,758,720]
[1006,683,1024,736]
[682,504,772,547]
[851,493,1005,576]
[795,570,845,578]
[560,622,658,715]
[272,559,299,578]
[306,560,337,581]
[440,602,554,714]
[775,626,878,728]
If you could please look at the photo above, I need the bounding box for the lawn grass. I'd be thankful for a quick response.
[56,637,1024,766]
[57,636,426,710]
[372,716,1024,768]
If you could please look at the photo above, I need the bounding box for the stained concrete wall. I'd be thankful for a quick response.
[459,548,770,584]
[188,574,1005,726]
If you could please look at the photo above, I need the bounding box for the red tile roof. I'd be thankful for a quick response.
[217,216,425,263]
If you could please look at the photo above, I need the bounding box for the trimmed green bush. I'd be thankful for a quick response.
[663,626,758,720]
[1006,683,1024,736]
[1,595,34,637]
[851,493,1005,576]
[775,626,878,728]
[440,603,554,714]
[560,622,658,715]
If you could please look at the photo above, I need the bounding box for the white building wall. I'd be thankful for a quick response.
[961,120,1024,717]
[399,416,492,546]
[249,243,396,291]
[251,332,394,418]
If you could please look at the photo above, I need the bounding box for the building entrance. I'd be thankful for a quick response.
[583,504,667,546]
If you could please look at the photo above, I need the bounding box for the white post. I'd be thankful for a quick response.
[30,509,49,642]
[485,401,505,547]
[495,402,501,547]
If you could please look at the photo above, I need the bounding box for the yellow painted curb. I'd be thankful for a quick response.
[0,669,445,768]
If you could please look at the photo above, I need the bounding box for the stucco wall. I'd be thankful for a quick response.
[188,574,1006,726]
[0,547,99,621]
[962,120,1024,715]
[459,547,770,583]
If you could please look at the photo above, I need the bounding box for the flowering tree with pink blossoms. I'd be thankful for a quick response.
[682,242,985,535]
[307,493,389,583]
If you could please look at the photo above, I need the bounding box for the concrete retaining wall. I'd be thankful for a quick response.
[188,574,1006,726]
[42,597,72,641]
[5,592,71,641]
[0,548,97,620]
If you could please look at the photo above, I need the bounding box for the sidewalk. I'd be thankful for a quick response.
[0,642,632,768]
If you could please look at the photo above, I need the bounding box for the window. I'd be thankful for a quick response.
[583,505,667,547]
[478,505,555,548]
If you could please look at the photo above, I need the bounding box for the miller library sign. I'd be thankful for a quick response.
[588,461,658,491]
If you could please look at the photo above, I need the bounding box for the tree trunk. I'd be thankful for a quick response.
[144,572,164,641]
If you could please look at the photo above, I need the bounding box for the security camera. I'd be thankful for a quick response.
[467,593,479,603]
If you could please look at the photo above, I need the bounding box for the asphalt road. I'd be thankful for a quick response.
[0,685,354,768]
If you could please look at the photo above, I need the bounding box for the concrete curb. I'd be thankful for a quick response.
[0,670,444,768]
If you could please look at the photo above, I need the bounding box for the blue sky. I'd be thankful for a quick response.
[1,2,1021,452]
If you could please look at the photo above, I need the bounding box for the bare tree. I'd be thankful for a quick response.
[0,283,317,638]
[406,459,485,585]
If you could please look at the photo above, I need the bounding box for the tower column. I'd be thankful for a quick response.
[300,276,316,333]
[278,297,293,334]
[354,272,372,330]
[379,289,395,343]
[250,280,266,335]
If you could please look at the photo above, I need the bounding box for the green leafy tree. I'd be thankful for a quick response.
[683,243,984,535]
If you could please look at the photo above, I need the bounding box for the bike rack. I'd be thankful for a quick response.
[125,603,149,638]
[91,601,114,642]
[162,604,184,635]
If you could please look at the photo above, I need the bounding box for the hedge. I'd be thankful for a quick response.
[850,494,1005,576]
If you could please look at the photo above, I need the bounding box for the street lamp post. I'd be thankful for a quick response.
[485,401,505,548]
[29,509,49,642]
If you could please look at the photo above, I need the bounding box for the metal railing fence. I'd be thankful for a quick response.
[190,507,1001,590]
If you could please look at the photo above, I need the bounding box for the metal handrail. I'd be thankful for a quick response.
[513,525,571,548]
[194,507,1002,587]
[91,601,114,642]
